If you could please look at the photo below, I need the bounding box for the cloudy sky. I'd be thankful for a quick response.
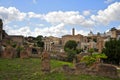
[0,0,120,37]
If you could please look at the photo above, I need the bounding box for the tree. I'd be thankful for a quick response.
[64,40,77,51]
[64,40,78,62]
[102,39,120,65]
[35,35,44,53]
[66,48,77,62]
[37,41,44,47]
[35,35,43,41]
[35,35,44,47]
[76,48,82,54]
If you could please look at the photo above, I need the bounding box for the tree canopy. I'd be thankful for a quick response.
[35,35,44,48]
[64,40,77,51]
[102,39,120,65]
[64,40,78,62]
[35,35,43,41]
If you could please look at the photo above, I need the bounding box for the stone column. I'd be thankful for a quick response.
[41,51,50,73]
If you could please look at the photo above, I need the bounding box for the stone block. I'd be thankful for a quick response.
[96,64,118,78]
[20,50,29,59]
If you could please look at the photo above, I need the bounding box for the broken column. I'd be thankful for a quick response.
[41,51,50,73]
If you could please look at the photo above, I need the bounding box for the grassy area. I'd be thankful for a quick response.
[0,58,119,80]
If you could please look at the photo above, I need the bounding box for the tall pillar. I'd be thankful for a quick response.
[72,28,75,36]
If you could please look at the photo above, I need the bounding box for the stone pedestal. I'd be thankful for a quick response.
[41,51,50,73]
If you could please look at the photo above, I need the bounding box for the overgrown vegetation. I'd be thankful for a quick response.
[102,39,120,65]
[64,40,81,62]
[0,58,118,80]
[81,53,107,66]
[35,35,44,53]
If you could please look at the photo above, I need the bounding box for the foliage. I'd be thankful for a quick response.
[64,40,84,62]
[88,48,95,55]
[81,53,107,66]
[36,35,43,41]
[93,38,97,42]
[37,41,44,47]
[16,46,24,52]
[65,48,77,62]
[64,40,77,51]
[81,55,96,66]
[11,42,17,48]
[64,40,78,62]
[16,46,24,57]
[76,48,82,54]
[35,35,44,47]
[102,39,120,65]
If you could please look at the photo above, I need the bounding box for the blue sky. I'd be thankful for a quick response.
[0,0,120,37]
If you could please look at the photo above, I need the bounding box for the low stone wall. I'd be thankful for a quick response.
[26,47,41,58]
[20,50,29,59]
[75,62,87,74]
[1,46,16,58]
[62,65,75,75]
[60,63,118,79]
[96,64,118,78]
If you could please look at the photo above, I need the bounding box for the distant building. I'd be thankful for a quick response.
[62,28,84,47]
[0,19,24,47]
[1,18,120,54]
[88,31,94,36]
[9,35,24,46]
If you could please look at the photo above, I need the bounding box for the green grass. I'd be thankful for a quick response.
[0,58,119,80]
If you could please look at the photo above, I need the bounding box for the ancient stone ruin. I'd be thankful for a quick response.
[75,62,87,74]
[62,65,75,75]
[61,62,118,78]
[20,50,29,59]
[2,46,16,59]
[96,64,118,78]
[41,51,51,73]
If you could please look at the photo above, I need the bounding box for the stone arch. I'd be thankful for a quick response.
[32,48,38,54]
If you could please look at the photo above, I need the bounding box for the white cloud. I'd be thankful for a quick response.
[36,24,44,27]
[28,12,42,18]
[104,0,114,4]
[5,23,68,37]
[2,3,120,38]
[5,26,32,36]
[117,25,120,29]
[91,2,120,25]
[34,23,68,37]
[83,10,91,16]
[0,7,26,24]
[75,30,89,36]
[0,6,95,28]
[43,11,95,27]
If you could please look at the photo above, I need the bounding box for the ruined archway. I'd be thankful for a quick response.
[32,48,38,54]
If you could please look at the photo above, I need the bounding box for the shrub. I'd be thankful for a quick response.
[81,53,107,66]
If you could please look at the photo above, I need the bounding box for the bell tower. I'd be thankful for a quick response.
[72,28,75,36]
